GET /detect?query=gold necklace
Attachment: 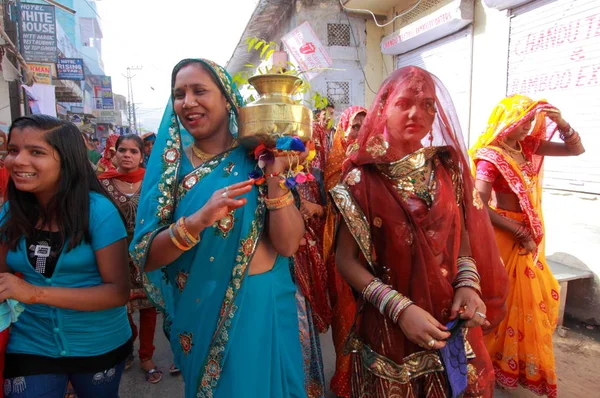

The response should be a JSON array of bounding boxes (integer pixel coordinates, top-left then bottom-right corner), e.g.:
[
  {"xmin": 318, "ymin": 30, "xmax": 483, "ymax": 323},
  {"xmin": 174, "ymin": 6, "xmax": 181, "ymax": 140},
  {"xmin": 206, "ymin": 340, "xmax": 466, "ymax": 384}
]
[
  {"xmin": 499, "ymin": 140, "xmax": 523, "ymax": 157},
  {"xmin": 190, "ymin": 139, "xmax": 238, "ymax": 167},
  {"xmin": 191, "ymin": 145, "xmax": 214, "ymax": 163}
]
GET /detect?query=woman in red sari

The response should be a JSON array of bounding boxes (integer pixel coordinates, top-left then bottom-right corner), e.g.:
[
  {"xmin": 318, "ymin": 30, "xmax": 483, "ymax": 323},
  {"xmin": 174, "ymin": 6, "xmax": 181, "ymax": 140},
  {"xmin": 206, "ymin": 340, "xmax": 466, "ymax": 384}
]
[
  {"xmin": 96, "ymin": 134, "xmax": 119, "ymax": 174},
  {"xmin": 323, "ymin": 105, "xmax": 366, "ymax": 398},
  {"xmin": 98, "ymin": 134, "xmax": 162, "ymax": 384},
  {"xmin": 332, "ymin": 66, "xmax": 508, "ymax": 397}
]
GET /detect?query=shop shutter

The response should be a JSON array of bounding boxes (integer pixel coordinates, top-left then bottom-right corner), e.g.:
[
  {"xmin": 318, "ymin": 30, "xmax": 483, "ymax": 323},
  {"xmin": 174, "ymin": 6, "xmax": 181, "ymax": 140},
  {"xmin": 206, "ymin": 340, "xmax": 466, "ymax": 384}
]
[
  {"xmin": 395, "ymin": 27, "xmax": 474, "ymax": 139},
  {"xmin": 507, "ymin": 0, "xmax": 600, "ymax": 194}
]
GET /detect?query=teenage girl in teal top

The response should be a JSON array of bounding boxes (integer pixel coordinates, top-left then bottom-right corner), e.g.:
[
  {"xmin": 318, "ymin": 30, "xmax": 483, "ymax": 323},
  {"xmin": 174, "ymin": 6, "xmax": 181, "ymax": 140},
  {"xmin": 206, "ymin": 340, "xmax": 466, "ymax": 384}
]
[{"xmin": 0, "ymin": 115, "xmax": 132, "ymax": 398}]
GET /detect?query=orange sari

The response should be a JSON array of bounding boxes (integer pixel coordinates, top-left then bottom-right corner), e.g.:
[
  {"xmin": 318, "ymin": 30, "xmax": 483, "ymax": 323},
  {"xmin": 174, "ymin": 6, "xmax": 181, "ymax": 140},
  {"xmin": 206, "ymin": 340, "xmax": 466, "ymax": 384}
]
[
  {"xmin": 323, "ymin": 106, "xmax": 366, "ymax": 398},
  {"xmin": 470, "ymin": 95, "xmax": 560, "ymax": 397}
]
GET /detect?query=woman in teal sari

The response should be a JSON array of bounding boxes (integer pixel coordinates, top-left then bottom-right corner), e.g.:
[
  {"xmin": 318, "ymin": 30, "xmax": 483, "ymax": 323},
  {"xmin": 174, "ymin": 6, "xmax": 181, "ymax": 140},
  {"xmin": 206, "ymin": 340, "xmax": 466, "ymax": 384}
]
[{"xmin": 130, "ymin": 59, "xmax": 307, "ymax": 398}]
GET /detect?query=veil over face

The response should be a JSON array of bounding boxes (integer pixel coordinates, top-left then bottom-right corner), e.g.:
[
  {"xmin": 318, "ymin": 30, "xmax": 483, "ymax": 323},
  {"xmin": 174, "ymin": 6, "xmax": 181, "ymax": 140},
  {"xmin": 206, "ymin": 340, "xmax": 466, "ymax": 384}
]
[{"xmin": 345, "ymin": 66, "xmax": 470, "ymax": 169}]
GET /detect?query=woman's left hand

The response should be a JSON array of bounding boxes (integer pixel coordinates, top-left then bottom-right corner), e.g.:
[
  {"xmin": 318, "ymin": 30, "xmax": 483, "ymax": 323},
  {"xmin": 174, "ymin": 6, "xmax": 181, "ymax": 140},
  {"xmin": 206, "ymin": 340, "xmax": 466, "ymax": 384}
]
[
  {"xmin": 0, "ymin": 273, "xmax": 41, "ymax": 304},
  {"xmin": 450, "ymin": 287, "xmax": 490, "ymax": 329},
  {"xmin": 264, "ymin": 144, "xmax": 310, "ymax": 175},
  {"xmin": 546, "ymin": 109, "xmax": 568, "ymax": 130}
]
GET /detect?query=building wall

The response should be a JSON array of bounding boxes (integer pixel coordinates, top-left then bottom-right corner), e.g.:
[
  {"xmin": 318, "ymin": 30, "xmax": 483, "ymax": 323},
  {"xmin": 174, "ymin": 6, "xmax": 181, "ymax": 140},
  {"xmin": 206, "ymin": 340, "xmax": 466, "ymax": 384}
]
[
  {"xmin": 364, "ymin": 19, "xmax": 383, "ymax": 107},
  {"xmin": 469, "ymin": 0, "xmax": 510, "ymax": 145},
  {"xmin": 292, "ymin": 0, "xmax": 367, "ymax": 113},
  {"xmin": 241, "ymin": 0, "xmax": 368, "ymax": 114},
  {"xmin": 0, "ymin": 79, "xmax": 11, "ymax": 128},
  {"xmin": 0, "ymin": 1, "xmax": 12, "ymax": 127}
]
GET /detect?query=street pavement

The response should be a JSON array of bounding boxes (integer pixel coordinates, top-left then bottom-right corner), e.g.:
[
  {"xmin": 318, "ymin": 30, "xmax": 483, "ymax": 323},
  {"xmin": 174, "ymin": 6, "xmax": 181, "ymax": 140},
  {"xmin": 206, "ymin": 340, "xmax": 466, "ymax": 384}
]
[{"xmin": 119, "ymin": 313, "xmax": 184, "ymax": 397}]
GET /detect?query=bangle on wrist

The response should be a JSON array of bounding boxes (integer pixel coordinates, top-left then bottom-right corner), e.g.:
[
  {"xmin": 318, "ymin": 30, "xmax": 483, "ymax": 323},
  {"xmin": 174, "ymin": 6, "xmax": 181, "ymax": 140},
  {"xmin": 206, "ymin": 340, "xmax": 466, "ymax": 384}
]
[
  {"xmin": 362, "ymin": 278, "xmax": 414, "ymax": 323},
  {"xmin": 176, "ymin": 217, "xmax": 199, "ymax": 245},
  {"xmin": 265, "ymin": 191, "xmax": 294, "ymax": 210},
  {"xmin": 169, "ymin": 224, "xmax": 191, "ymax": 251},
  {"xmin": 453, "ymin": 256, "xmax": 482, "ymax": 295}
]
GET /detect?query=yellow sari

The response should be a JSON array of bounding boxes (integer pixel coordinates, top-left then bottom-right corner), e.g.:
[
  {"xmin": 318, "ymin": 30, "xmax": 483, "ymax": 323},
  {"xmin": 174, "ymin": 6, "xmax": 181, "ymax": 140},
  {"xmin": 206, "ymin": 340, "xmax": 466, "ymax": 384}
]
[{"xmin": 469, "ymin": 95, "xmax": 560, "ymax": 397}]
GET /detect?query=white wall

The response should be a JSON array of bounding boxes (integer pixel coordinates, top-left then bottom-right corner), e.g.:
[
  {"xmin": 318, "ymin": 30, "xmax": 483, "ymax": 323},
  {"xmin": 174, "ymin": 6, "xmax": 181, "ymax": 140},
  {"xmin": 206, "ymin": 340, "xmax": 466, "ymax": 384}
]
[
  {"xmin": 0, "ymin": 79, "xmax": 12, "ymax": 127},
  {"xmin": 291, "ymin": 0, "xmax": 367, "ymax": 114}
]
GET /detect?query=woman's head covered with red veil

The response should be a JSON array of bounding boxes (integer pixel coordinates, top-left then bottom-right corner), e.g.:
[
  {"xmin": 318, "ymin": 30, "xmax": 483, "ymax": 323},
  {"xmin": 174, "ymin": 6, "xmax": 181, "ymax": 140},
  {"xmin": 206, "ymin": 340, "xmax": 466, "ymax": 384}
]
[{"xmin": 345, "ymin": 66, "xmax": 470, "ymax": 169}]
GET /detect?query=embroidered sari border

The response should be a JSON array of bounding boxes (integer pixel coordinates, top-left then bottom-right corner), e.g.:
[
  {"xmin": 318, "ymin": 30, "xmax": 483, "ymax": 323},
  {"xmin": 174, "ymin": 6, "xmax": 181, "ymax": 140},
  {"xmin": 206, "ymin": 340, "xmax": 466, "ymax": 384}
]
[
  {"xmin": 178, "ymin": 148, "xmax": 237, "ymax": 200},
  {"xmin": 196, "ymin": 190, "xmax": 266, "ymax": 398},
  {"xmin": 348, "ymin": 334, "xmax": 475, "ymax": 384},
  {"xmin": 474, "ymin": 147, "xmax": 543, "ymax": 243},
  {"xmin": 330, "ymin": 183, "xmax": 375, "ymax": 271}
]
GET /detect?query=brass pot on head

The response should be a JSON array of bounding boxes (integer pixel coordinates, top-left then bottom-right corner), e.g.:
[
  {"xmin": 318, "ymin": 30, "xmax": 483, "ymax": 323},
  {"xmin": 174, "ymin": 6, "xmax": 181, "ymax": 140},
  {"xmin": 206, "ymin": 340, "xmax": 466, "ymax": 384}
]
[{"xmin": 238, "ymin": 74, "xmax": 313, "ymax": 148}]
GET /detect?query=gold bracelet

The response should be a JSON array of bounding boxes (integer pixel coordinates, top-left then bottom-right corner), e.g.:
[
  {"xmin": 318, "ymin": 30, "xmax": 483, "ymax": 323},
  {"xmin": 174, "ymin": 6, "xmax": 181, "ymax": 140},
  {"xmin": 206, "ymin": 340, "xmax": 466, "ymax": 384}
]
[
  {"xmin": 264, "ymin": 191, "xmax": 294, "ymax": 210},
  {"xmin": 176, "ymin": 217, "xmax": 199, "ymax": 245},
  {"xmin": 169, "ymin": 224, "xmax": 191, "ymax": 251}
]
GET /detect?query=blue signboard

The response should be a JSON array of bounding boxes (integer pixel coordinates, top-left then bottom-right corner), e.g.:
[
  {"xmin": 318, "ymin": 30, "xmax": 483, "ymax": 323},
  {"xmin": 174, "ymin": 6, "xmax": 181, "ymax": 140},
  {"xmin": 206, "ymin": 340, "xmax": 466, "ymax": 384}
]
[{"xmin": 56, "ymin": 58, "xmax": 84, "ymax": 80}]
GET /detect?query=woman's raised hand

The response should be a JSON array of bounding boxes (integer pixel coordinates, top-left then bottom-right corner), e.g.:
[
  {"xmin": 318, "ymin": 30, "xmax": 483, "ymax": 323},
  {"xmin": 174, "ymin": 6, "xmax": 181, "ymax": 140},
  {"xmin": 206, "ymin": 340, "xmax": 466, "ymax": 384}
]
[
  {"xmin": 545, "ymin": 108, "xmax": 568, "ymax": 130},
  {"xmin": 265, "ymin": 143, "xmax": 311, "ymax": 175},
  {"xmin": 187, "ymin": 179, "xmax": 254, "ymax": 232},
  {"xmin": 397, "ymin": 305, "xmax": 450, "ymax": 350}
]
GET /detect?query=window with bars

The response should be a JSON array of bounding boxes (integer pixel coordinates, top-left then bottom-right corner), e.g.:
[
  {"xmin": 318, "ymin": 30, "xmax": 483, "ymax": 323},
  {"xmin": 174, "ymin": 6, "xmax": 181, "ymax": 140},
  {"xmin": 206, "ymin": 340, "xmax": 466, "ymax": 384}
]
[
  {"xmin": 326, "ymin": 81, "xmax": 350, "ymax": 106},
  {"xmin": 327, "ymin": 23, "xmax": 351, "ymax": 47},
  {"xmin": 401, "ymin": 0, "xmax": 442, "ymax": 24}
]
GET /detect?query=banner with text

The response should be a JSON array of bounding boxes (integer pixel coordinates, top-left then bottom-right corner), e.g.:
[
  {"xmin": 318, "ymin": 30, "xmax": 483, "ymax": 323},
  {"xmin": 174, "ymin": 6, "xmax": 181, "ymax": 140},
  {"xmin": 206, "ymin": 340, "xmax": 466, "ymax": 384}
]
[
  {"xmin": 89, "ymin": 75, "xmax": 114, "ymax": 110},
  {"xmin": 29, "ymin": 63, "xmax": 52, "ymax": 84},
  {"xmin": 282, "ymin": 21, "xmax": 332, "ymax": 81},
  {"xmin": 19, "ymin": 3, "xmax": 57, "ymax": 62},
  {"xmin": 57, "ymin": 58, "xmax": 85, "ymax": 81}
]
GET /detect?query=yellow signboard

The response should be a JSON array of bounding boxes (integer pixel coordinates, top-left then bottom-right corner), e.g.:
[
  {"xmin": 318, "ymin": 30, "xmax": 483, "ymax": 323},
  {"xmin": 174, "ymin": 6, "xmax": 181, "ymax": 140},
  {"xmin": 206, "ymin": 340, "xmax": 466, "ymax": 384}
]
[{"xmin": 29, "ymin": 63, "xmax": 52, "ymax": 85}]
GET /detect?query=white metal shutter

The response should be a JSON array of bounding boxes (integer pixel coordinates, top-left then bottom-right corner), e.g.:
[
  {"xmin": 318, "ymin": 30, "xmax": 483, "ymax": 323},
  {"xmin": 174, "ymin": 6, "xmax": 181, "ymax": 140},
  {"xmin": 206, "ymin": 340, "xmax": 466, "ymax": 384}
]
[
  {"xmin": 507, "ymin": 0, "xmax": 600, "ymax": 194},
  {"xmin": 395, "ymin": 27, "xmax": 474, "ymax": 139}
]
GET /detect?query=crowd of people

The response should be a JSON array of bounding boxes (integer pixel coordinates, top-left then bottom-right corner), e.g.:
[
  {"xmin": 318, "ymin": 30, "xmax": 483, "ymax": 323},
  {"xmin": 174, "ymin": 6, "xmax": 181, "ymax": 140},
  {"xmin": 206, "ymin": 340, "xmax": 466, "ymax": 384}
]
[{"xmin": 0, "ymin": 57, "xmax": 585, "ymax": 398}]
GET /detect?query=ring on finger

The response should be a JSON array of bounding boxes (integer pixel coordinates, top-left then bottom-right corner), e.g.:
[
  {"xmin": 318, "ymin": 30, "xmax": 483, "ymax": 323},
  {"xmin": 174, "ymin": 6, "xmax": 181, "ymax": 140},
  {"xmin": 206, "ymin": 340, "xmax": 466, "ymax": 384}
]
[
  {"xmin": 221, "ymin": 191, "xmax": 228, "ymax": 198},
  {"xmin": 475, "ymin": 311, "xmax": 487, "ymax": 319},
  {"xmin": 427, "ymin": 339, "xmax": 436, "ymax": 348}
]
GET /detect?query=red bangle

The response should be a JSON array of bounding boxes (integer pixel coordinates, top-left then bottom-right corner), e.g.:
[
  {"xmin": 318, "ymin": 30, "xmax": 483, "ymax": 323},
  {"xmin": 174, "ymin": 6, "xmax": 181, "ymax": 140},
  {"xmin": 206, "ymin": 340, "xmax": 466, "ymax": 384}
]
[{"xmin": 264, "ymin": 172, "xmax": 280, "ymax": 178}]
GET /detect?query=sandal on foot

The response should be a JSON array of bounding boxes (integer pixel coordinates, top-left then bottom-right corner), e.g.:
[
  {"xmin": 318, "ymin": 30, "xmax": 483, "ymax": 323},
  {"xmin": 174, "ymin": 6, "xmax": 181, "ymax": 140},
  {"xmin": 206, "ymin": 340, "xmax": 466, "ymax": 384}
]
[
  {"xmin": 125, "ymin": 354, "xmax": 135, "ymax": 370},
  {"xmin": 144, "ymin": 368, "xmax": 163, "ymax": 384},
  {"xmin": 169, "ymin": 363, "xmax": 181, "ymax": 375}
]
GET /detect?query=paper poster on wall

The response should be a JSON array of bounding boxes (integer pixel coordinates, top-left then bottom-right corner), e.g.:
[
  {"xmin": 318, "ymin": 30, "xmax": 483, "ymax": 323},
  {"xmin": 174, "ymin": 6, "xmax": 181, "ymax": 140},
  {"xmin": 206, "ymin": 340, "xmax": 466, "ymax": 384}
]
[{"xmin": 282, "ymin": 22, "xmax": 332, "ymax": 80}]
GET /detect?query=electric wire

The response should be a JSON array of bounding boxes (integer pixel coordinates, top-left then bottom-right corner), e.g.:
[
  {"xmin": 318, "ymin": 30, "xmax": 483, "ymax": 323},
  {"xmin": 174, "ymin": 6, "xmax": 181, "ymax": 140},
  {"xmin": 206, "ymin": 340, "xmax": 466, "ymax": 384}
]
[{"xmin": 339, "ymin": 0, "xmax": 423, "ymax": 28}]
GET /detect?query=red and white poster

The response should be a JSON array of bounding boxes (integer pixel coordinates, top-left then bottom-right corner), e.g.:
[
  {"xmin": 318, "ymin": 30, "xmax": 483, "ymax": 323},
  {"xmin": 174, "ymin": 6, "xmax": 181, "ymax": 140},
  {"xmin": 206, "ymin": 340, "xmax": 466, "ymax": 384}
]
[{"xmin": 282, "ymin": 21, "xmax": 332, "ymax": 80}]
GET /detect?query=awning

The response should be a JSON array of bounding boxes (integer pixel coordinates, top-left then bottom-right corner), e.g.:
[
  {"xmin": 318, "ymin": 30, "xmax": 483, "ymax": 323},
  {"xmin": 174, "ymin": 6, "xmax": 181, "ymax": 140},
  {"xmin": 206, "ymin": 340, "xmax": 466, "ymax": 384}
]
[
  {"xmin": 483, "ymin": 0, "xmax": 533, "ymax": 10},
  {"xmin": 380, "ymin": 0, "xmax": 474, "ymax": 55},
  {"xmin": 1, "ymin": 55, "xmax": 20, "ymax": 82},
  {"xmin": 54, "ymin": 79, "xmax": 83, "ymax": 103},
  {"xmin": 0, "ymin": 26, "xmax": 34, "ymax": 85}
]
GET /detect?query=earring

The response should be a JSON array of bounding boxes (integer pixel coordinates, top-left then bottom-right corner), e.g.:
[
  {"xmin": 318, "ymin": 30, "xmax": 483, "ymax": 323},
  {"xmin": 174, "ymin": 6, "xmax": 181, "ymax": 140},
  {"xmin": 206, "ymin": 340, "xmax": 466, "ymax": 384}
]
[
  {"xmin": 428, "ymin": 131, "xmax": 433, "ymax": 146},
  {"xmin": 226, "ymin": 103, "xmax": 232, "ymax": 112}
]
